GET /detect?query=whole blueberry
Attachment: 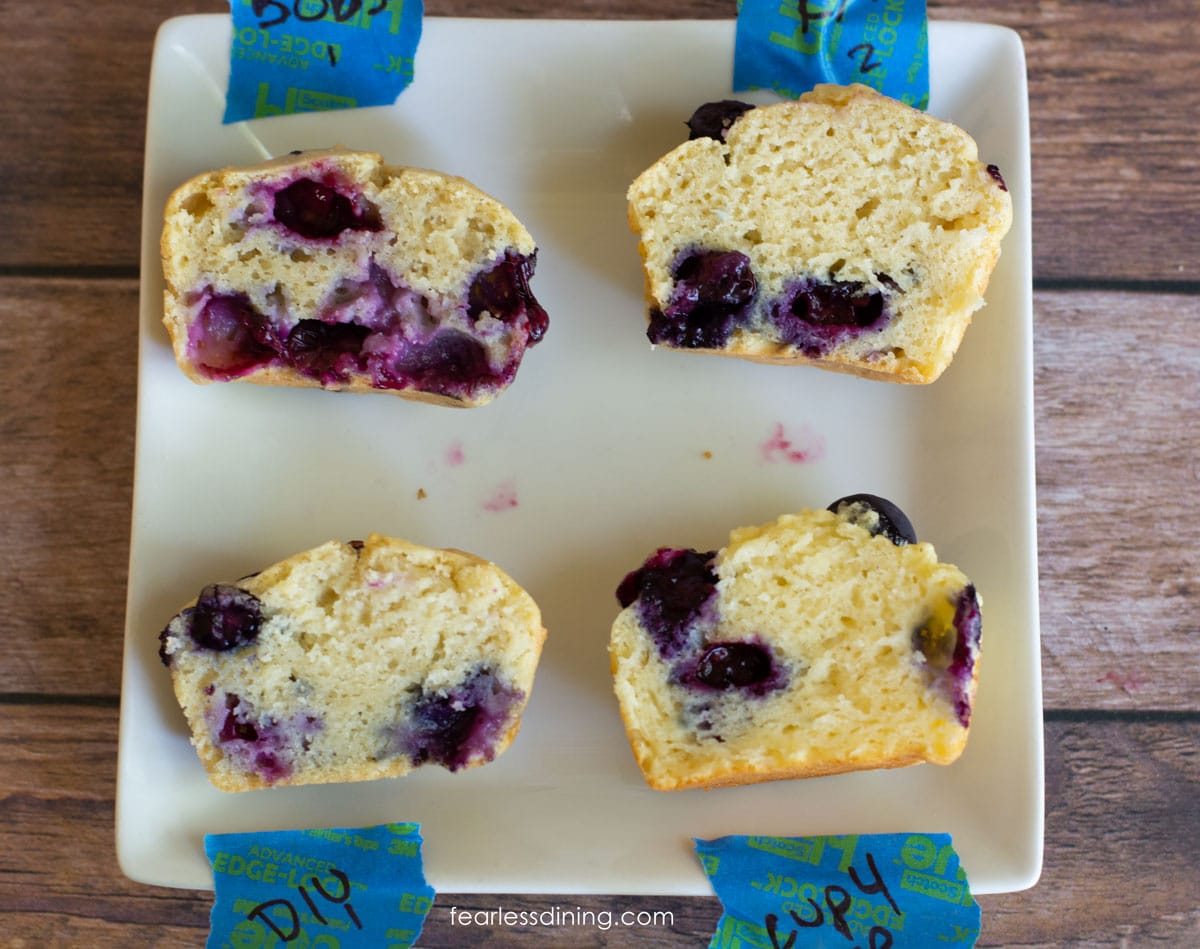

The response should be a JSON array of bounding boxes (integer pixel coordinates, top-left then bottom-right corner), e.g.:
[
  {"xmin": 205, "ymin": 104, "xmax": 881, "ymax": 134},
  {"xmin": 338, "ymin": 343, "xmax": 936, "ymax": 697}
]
[
  {"xmin": 947, "ymin": 584, "xmax": 982, "ymax": 727},
  {"xmin": 468, "ymin": 251, "xmax": 549, "ymax": 344},
  {"xmin": 407, "ymin": 691, "xmax": 480, "ymax": 768},
  {"xmin": 771, "ymin": 278, "xmax": 892, "ymax": 356},
  {"xmin": 284, "ymin": 319, "xmax": 369, "ymax": 382},
  {"xmin": 673, "ymin": 251, "xmax": 758, "ymax": 309},
  {"xmin": 402, "ymin": 668, "xmax": 522, "ymax": 771},
  {"xmin": 388, "ymin": 331, "xmax": 495, "ymax": 392},
  {"xmin": 649, "ymin": 250, "xmax": 757, "ymax": 349},
  {"xmin": 784, "ymin": 279, "xmax": 885, "ymax": 326},
  {"xmin": 827, "ymin": 494, "xmax": 917, "ymax": 546},
  {"xmin": 686, "ymin": 100, "xmax": 755, "ymax": 141},
  {"xmin": 694, "ymin": 642, "xmax": 774, "ymax": 690},
  {"xmin": 192, "ymin": 294, "xmax": 278, "ymax": 379},
  {"xmin": 273, "ymin": 178, "xmax": 380, "ymax": 239},
  {"xmin": 186, "ymin": 584, "xmax": 263, "ymax": 652},
  {"xmin": 617, "ymin": 548, "xmax": 719, "ymax": 659}
]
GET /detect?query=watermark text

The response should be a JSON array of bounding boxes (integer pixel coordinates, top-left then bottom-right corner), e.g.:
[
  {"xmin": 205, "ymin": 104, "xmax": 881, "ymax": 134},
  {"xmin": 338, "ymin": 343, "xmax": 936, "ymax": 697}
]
[{"xmin": 447, "ymin": 904, "xmax": 674, "ymax": 933}]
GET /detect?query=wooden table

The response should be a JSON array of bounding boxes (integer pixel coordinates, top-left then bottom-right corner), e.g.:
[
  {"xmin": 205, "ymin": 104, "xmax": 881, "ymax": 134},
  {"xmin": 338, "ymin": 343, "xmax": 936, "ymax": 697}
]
[{"xmin": 3, "ymin": 1, "xmax": 1196, "ymax": 945}]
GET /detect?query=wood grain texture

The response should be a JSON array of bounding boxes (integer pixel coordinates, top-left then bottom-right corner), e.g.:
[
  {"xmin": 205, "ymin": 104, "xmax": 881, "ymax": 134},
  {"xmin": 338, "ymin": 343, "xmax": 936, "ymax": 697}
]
[
  {"xmin": 2, "ymin": 706, "xmax": 1197, "ymax": 946},
  {"xmin": 0, "ymin": 0, "xmax": 1196, "ymax": 280},
  {"xmin": 934, "ymin": 0, "xmax": 1200, "ymax": 284},
  {"xmin": 1034, "ymin": 289, "xmax": 1200, "ymax": 711},
  {"xmin": 3, "ymin": 279, "xmax": 1195, "ymax": 709},
  {"xmin": 0, "ymin": 278, "xmax": 137, "ymax": 698}
]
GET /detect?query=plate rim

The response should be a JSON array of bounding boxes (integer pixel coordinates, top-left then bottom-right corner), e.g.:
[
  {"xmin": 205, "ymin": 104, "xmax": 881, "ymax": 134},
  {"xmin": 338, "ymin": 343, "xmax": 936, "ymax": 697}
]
[{"xmin": 118, "ymin": 14, "xmax": 1042, "ymax": 896}]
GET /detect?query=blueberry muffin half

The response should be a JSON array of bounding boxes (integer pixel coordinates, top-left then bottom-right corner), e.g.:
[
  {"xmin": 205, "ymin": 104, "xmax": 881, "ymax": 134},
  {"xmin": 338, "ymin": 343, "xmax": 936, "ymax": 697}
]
[
  {"xmin": 609, "ymin": 496, "xmax": 981, "ymax": 790},
  {"xmin": 159, "ymin": 534, "xmax": 546, "ymax": 791},
  {"xmin": 162, "ymin": 148, "xmax": 548, "ymax": 407},
  {"xmin": 626, "ymin": 85, "xmax": 1012, "ymax": 383}
]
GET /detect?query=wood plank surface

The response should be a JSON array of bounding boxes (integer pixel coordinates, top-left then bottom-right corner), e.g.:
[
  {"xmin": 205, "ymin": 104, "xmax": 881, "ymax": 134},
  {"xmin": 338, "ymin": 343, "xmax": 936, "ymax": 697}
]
[
  {"xmin": 1034, "ymin": 289, "xmax": 1200, "ymax": 710},
  {"xmin": 3, "ymin": 279, "xmax": 1194, "ymax": 708},
  {"xmin": 0, "ymin": 279, "xmax": 137, "ymax": 698},
  {"xmin": 2, "ymin": 705, "xmax": 1197, "ymax": 946},
  {"xmin": 0, "ymin": 0, "xmax": 1196, "ymax": 281}
]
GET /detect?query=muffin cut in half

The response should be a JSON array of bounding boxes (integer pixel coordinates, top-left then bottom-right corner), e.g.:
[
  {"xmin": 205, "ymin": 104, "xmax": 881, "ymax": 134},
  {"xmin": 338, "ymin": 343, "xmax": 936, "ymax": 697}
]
[
  {"xmin": 159, "ymin": 534, "xmax": 546, "ymax": 791},
  {"xmin": 609, "ymin": 496, "xmax": 981, "ymax": 790},
  {"xmin": 626, "ymin": 85, "xmax": 1013, "ymax": 383},
  {"xmin": 162, "ymin": 148, "xmax": 548, "ymax": 407}
]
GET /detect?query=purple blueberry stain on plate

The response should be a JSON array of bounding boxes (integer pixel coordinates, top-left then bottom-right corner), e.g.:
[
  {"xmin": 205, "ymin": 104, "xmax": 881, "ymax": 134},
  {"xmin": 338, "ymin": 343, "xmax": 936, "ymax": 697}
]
[
  {"xmin": 482, "ymin": 480, "xmax": 519, "ymax": 513},
  {"xmin": 760, "ymin": 422, "xmax": 825, "ymax": 464}
]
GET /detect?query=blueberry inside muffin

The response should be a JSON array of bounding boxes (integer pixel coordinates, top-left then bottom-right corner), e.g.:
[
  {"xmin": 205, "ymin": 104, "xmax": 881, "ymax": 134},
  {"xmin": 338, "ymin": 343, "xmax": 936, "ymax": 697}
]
[
  {"xmin": 162, "ymin": 148, "xmax": 548, "ymax": 407},
  {"xmin": 627, "ymin": 85, "xmax": 1012, "ymax": 383},
  {"xmin": 159, "ymin": 534, "xmax": 546, "ymax": 791},
  {"xmin": 609, "ymin": 497, "xmax": 982, "ymax": 790}
]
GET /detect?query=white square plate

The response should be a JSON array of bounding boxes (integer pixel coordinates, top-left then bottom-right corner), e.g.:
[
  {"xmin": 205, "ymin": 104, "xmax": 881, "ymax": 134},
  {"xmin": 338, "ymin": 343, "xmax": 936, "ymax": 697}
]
[{"xmin": 119, "ymin": 15, "xmax": 1040, "ymax": 895}]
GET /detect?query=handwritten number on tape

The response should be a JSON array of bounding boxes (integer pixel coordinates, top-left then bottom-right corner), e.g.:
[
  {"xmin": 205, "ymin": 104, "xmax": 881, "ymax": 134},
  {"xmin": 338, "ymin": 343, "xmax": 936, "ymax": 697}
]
[
  {"xmin": 790, "ymin": 1, "xmax": 883, "ymax": 78},
  {"xmin": 847, "ymin": 853, "xmax": 902, "ymax": 915},
  {"xmin": 247, "ymin": 865, "xmax": 364, "ymax": 941},
  {"xmin": 847, "ymin": 42, "xmax": 883, "ymax": 74},
  {"xmin": 734, "ymin": 0, "xmax": 930, "ymax": 107},
  {"xmin": 696, "ymin": 834, "xmax": 977, "ymax": 948},
  {"xmin": 764, "ymin": 850, "xmax": 899, "ymax": 948}
]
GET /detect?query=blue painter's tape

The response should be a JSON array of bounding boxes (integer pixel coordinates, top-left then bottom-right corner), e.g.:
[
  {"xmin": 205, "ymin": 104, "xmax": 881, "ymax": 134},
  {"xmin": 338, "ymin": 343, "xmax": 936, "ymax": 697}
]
[
  {"xmin": 223, "ymin": 0, "xmax": 424, "ymax": 123},
  {"xmin": 206, "ymin": 822, "xmax": 435, "ymax": 948},
  {"xmin": 734, "ymin": 0, "xmax": 929, "ymax": 109},
  {"xmin": 696, "ymin": 833, "xmax": 980, "ymax": 948}
]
